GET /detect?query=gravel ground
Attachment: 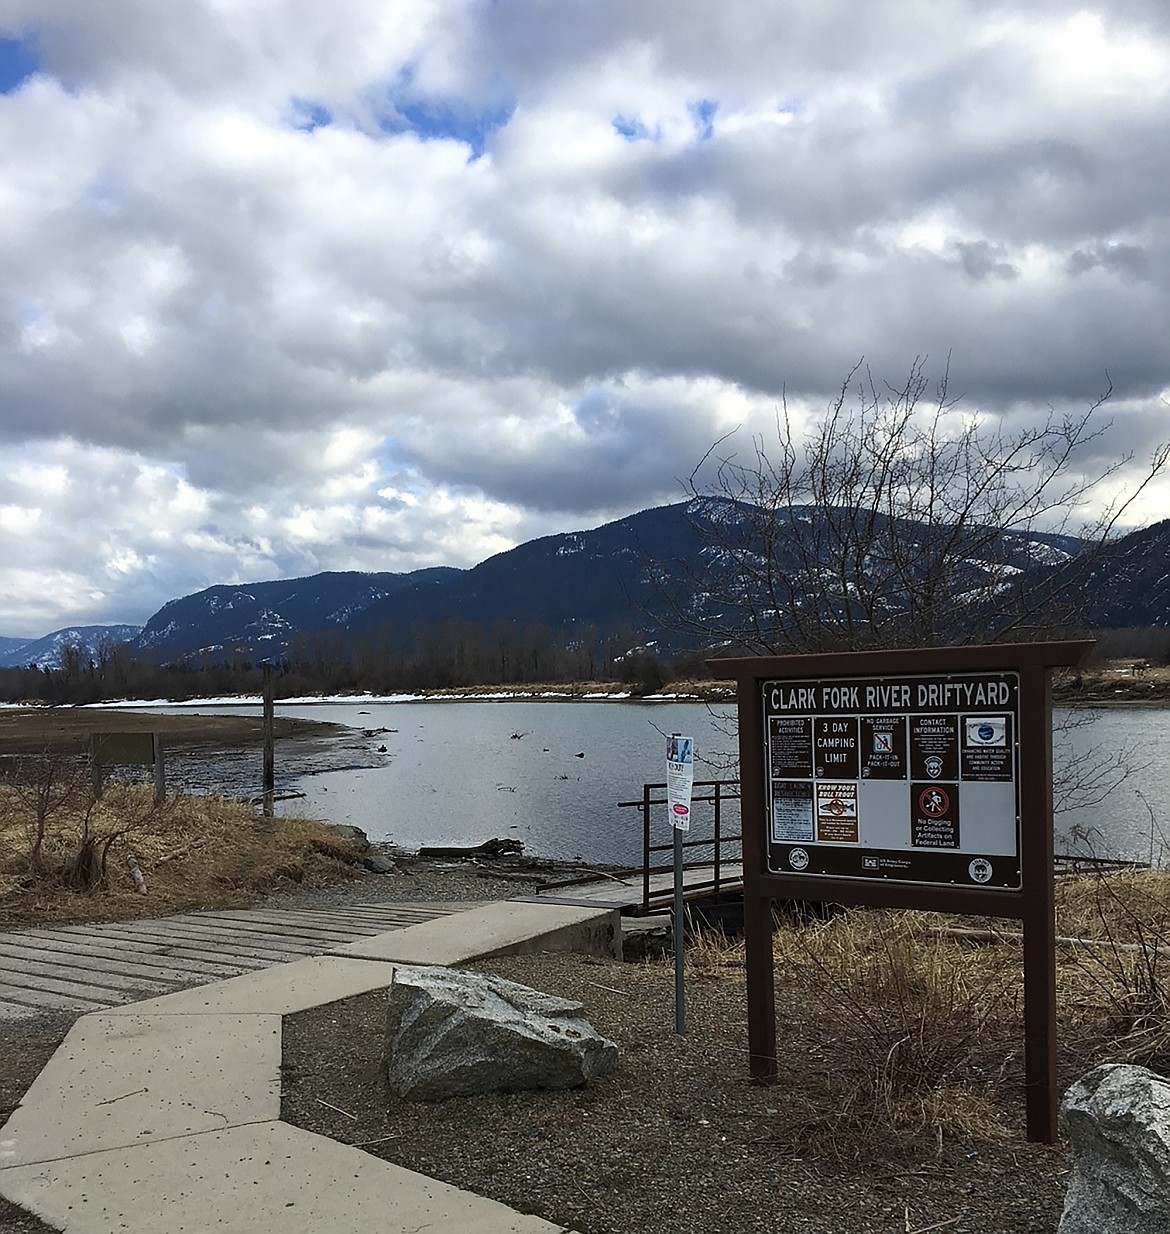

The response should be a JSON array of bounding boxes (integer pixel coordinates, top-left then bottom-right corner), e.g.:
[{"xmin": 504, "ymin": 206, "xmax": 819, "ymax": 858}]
[
  {"xmin": 0, "ymin": 858, "xmax": 587, "ymax": 1234},
  {"xmin": 0, "ymin": 865, "xmax": 1073, "ymax": 1233},
  {"xmin": 281, "ymin": 950, "xmax": 1071, "ymax": 1234},
  {"xmin": 0, "ymin": 1013, "xmax": 74, "ymax": 1234}
]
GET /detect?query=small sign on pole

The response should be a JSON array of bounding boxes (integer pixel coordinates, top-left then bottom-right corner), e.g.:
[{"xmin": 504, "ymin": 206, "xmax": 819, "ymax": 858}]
[
  {"xmin": 666, "ymin": 735, "xmax": 694, "ymax": 830},
  {"xmin": 667, "ymin": 734, "xmax": 694, "ymax": 1034}
]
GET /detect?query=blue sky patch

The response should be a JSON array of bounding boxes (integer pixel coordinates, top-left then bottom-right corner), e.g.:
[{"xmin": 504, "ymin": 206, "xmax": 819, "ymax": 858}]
[
  {"xmin": 689, "ymin": 98, "xmax": 717, "ymax": 140},
  {"xmin": 289, "ymin": 98, "xmax": 332, "ymax": 132},
  {"xmin": 612, "ymin": 115, "xmax": 656, "ymax": 142},
  {"xmin": 384, "ymin": 97, "xmax": 514, "ymax": 158},
  {"xmin": 0, "ymin": 35, "xmax": 38, "ymax": 94}
]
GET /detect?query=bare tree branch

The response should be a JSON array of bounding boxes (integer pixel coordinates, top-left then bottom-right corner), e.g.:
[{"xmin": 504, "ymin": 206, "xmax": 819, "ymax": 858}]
[{"xmin": 671, "ymin": 362, "xmax": 1167, "ymax": 655}]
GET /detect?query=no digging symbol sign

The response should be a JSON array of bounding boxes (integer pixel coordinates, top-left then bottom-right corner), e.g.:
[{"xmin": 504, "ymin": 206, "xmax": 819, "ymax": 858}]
[{"xmin": 919, "ymin": 786, "xmax": 950, "ymax": 817}]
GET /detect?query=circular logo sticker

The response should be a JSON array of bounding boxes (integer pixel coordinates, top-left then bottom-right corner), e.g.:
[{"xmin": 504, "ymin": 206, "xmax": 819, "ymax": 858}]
[
  {"xmin": 924, "ymin": 755, "xmax": 945, "ymax": 779},
  {"xmin": 977, "ymin": 724, "xmax": 995, "ymax": 742},
  {"xmin": 788, "ymin": 847, "xmax": 810, "ymax": 871},
  {"xmin": 968, "ymin": 858, "xmax": 993, "ymax": 884}
]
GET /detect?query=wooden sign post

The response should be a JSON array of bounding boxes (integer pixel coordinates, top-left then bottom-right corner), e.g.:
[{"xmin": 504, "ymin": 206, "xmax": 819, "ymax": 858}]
[
  {"xmin": 708, "ymin": 640, "xmax": 1092, "ymax": 1144},
  {"xmin": 262, "ymin": 663, "xmax": 276, "ymax": 816}
]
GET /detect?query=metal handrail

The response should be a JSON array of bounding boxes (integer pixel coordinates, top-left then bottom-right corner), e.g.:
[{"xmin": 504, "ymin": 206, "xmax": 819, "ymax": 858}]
[{"xmin": 618, "ymin": 779, "xmax": 742, "ymax": 912}]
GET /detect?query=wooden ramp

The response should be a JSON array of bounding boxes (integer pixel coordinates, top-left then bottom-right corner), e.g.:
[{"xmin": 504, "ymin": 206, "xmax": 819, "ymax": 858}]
[
  {"xmin": 535, "ymin": 863, "xmax": 744, "ymax": 914},
  {"xmin": 0, "ymin": 902, "xmax": 481, "ymax": 1021}
]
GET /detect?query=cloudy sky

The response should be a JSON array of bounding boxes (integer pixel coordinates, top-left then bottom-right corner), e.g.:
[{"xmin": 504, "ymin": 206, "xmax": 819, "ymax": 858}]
[{"xmin": 2, "ymin": 1, "xmax": 1169, "ymax": 636}]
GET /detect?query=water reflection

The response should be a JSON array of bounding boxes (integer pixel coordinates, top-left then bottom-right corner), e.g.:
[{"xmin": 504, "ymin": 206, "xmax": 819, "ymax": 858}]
[
  {"xmin": 272, "ymin": 700, "xmax": 741, "ymax": 866},
  {"xmin": 142, "ymin": 699, "xmax": 1169, "ymax": 868}
]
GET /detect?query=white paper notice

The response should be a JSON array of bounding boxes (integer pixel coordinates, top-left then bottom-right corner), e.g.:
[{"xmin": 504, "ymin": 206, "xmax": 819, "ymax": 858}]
[{"xmin": 666, "ymin": 735, "xmax": 694, "ymax": 832}]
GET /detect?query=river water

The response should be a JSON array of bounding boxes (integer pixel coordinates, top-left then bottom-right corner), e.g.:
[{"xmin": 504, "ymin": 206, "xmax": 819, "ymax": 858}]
[
  {"xmin": 134, "ymin": 699, "xmax": 1170, "ymax": 869},
  {"xmin": 270, "ymin": 700, "xmax": 741, "ymax": 867}
]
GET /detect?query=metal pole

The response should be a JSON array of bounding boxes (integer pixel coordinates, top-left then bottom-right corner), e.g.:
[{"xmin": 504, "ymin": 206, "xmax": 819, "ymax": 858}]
[
  {"xmin": 713, "ymin": 781, "xmax": 722, "ymax": 895},
  {"xmin": 674, "ymin": 819, "xmax": 686, "ymax": 1034}
]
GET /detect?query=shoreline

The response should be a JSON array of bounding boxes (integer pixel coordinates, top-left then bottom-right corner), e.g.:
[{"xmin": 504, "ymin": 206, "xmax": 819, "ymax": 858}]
[
  {"xmin": 71, "ymin": 683, "xmax": 734, "ymax": 707},
  {"xmin": 0, "ymin": 706, "xmax": 346, "ymax": 757},
  {"xmin": 4, "ymin": 680, "xmax": 1169, "ymax": 710}
]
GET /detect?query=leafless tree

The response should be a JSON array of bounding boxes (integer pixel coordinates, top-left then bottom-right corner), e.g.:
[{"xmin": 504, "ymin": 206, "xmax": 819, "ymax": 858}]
[
  {"xmin": 1, "ymin": 750, "xmax": 167, "ymax": 889},
  {"xmin": 1, "ymin": 748, "xmax": 87, "ymax": 874},
  {"xmin": 61, "ymin": 783, "xmax": 168, "ymax": 891},
  {"xmin": 674, "ymin": 359, "xmax": 1168, "ymax": 654},
  {"xmin": 669, "ymin": 360, "xmax": 1167, "ymax": 831}
]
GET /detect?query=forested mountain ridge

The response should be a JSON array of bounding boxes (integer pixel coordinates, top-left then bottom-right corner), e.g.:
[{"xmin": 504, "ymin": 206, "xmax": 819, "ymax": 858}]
[
  {"xmin": 116, "ymin": 497, "xmax": 1093, "ymax": 667},
  {"xmin": 0, "ymin": 625, "xmax": 143, "ymax": 670},
  {"xmin": 1068, "ymin": 517, "xmax": 1170, "ymax": 629},
  {"xmin": 133, "ymin": 568, "xmax": 460, "ymax": 662},
  {"xmin": 2, "ymin": 501, "xmax": 1167, "ymax": 698},
  {"xmin": 348, "ymin": 502, "xmax": 710, "ymax": 644}
]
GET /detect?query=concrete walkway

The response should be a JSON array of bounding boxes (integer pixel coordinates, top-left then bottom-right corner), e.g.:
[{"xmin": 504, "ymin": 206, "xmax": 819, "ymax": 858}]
[
  {"xmin": 0, "ymin": 902, "xmax": 484, "ymax": 1020},
  {"xmin": 0, "ymin": 899, "xmax": 621, "ymax": 1233},
  {"xmin": 536, "ymin": 862, "xmax": 745, "ymax": 911}
]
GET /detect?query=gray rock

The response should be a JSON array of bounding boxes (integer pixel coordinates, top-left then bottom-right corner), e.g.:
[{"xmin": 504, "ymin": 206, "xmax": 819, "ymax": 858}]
[
  {"xmin": 1059, "ymin": 1063, "xmax": 1170, "ymax": 1234},
  {"xmin": 322, "ymin": 823, "xmax": 370, "ymax": 852},
  {"xmin": 384, "ymin": 964, "xmax": 618, "ymax": 1100},
  {"xmin": 362, "ymin": 850, "xmax": 396, "ymax": 874}
]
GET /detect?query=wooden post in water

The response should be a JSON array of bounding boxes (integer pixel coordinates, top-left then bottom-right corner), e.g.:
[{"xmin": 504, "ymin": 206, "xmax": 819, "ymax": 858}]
[
  {"xmin": 152, "ymin": 733, "xmax": 166, "ymax": 804},
  {"xmin": 262, "ymin": 664, "xmax": 275, "ymax": 817}
]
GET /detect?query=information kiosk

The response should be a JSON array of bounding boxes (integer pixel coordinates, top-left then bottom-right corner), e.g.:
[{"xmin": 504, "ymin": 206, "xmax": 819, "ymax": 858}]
[{"xmin": 710, "ymin": 640, "xmax": 1093, "ymax": 1143}]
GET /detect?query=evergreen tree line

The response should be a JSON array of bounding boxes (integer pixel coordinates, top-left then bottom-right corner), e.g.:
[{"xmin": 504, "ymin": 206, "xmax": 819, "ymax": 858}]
[
  {"xmin": 2, "ymin": 617, "xmax": 1166, "ymax": 709},
  {"xmin": 0, "ymin": 618, "xmax": 692, "ymax": 706}
]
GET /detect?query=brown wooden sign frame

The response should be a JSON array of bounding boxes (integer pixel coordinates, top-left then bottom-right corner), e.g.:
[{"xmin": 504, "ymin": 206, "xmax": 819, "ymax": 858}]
[
  {"xmin": 91, "ymin": 731, "xmax": 166, "ymax": 803},
  {"xmin": 708, "ymin": 639, "xmax": 1093, "ymax": 1144}
]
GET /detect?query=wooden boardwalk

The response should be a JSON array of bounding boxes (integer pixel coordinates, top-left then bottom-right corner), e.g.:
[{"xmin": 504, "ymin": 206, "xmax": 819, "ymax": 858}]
[
  {"xmin": 536, "ymin": 863, "xmax": 744, "ymax": 913},
  {"xmin": 0, "ymin": 902, "xmax": 480, "ymax": 1021}
]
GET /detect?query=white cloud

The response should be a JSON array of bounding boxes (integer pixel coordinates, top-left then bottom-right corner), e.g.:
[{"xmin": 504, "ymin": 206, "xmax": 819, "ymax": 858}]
[{"xmin": 0, "ymin": 0, "xmax": 1168, "ymax": 632}]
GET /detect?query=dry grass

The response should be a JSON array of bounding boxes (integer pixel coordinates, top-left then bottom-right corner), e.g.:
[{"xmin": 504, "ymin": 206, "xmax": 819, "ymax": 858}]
[
  {"xmin": 0, "ymin": 707, "xmax": 336, "ymax": 756},
  {"xmin": 1054, "ymin": 868, "xmax": 1170, "ymax": 1068},
  {"xmin": 684, "ymin": 910, "xmax": 1022, "ymax": 1154},
  {"xmin": 0, "ymin": 781, "xmax": 363, "ymax": 927},
  {"xmin": 1055, "ymin": 866, "xmax": 1170, "ymax": 939},
  {"xmin": 1054, "ymin": 659, "xmax": 1170, "ymax": 702},
  {"xmin": 675, "ymin": 877, "xmax": 1170, "ymax": 1153},
  {"xmin": 780, "ymin": 913, "xmax": 1016, "ymax": 1150}
]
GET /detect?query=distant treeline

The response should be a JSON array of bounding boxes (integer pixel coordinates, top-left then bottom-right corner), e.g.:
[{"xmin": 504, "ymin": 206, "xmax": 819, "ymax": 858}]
[
  {"xmin": 1, "ymin": 622, "xmax": 1166, "ymax": 708},
  {"xmin": 1089, "ymin": 627, "xmax": 1170, "ymax": 662},
  {"xmin": 0, "ymin": 619, "xmax": 707, "ymax": 705}
]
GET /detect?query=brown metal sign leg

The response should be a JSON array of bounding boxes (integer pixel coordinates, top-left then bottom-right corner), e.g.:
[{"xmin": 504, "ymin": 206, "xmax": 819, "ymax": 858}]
[
  {"xmin": 744, "ymin": 892, "xmax": 777, "ymax": 1081},
  {"xmin": 1023, "ymin": 910, "xmax": 1058, "ymax": 1142},
  {"xmin": 1019, "ymin": 663, "xmax": 1058, "ymax": 1144}
]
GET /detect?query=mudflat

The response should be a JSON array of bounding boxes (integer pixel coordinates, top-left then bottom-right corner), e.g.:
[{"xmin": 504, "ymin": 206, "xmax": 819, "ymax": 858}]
[{"xmin": 0, "ymin": 706, "xmax": 342, "ymax": 756}]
